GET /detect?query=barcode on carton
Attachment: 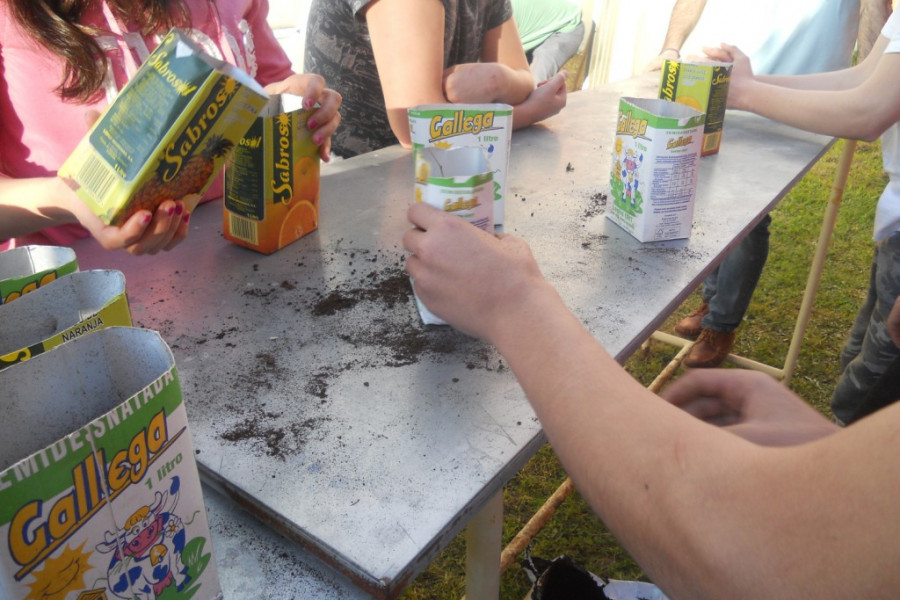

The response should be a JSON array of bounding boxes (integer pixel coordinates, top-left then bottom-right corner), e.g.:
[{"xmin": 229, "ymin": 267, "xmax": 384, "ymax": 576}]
[
  {"xmin": 228, "ymin": 214, "xmax": 259, "ymax": 245},
  {"xmin": 75, "ymin": 156, "xmax": 118, "ymax": 201}
]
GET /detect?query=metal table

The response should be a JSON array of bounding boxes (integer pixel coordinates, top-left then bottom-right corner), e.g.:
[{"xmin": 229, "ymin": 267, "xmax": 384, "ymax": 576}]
[{"xmin": 76, "ymin": 74, "xmax": 832, "ymax": 599}]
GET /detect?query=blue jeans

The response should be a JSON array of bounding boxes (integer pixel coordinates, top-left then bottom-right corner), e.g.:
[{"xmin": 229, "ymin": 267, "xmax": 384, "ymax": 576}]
[
  {"xmin": 527, "ymin": 22, "xmax": 585, "ymax": 83},
  {"xmin": 700, "ymin": 214, "xmax": 771, "ymax": 333},
  {"xmin": 831, "ymin": 231, "xmax": 900, "ymax": 424}
]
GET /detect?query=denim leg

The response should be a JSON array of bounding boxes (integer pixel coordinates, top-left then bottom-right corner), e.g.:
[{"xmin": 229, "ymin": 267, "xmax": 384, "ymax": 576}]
[
  {"xmin": 528, "ymin": 22, "xmax": 585, "ymax": 82},
  {"xmin": 831, "ymin": 233, "xmax": 900, "ymax": 423},
  {"xmin": 701, "ymin": 214, "xmax": 772, "ymax": 333}
]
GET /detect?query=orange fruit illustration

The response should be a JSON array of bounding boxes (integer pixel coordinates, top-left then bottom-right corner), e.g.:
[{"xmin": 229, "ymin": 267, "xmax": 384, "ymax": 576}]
[{"xmin": 279, "ymin": 199, "xmax": 318, "ymax": 247}]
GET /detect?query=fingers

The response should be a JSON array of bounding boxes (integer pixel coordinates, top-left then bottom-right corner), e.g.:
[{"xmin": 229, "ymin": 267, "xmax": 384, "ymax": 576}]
[
  {"xmin": 662, "ymin": 368, "xmax": 754, "ymax": 410},
  {"xmin": 122, "ymin": 200, "xmax": 186, "ymax": 255}
]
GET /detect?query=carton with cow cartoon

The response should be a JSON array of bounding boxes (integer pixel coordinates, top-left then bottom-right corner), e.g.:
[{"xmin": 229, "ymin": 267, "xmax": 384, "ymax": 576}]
[
  {"xmin": 0, "ymin": 327, "xmax": 222, "ymax": 600},
  {"xmin": 607, "ymin": 97, "xmax": 704, "ymax": 242}
]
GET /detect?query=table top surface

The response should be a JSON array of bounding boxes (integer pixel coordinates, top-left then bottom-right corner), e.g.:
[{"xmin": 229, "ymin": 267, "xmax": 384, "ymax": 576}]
[{"xmin": 76, "ymin": 75, "xmax": 833, "ymax": 598}]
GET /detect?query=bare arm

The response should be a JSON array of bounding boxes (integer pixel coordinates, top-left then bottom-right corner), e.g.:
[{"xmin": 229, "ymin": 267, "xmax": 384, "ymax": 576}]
[
  {"xmin": 644, "ymin": 0, "xmax": 707, "ymax": 72},
  {"xmin": 706, "ymin": 35, "xmax": 900, "ymax": 141},
  {"xmin": 859, "ymin": 0, "xmax": 893, "ymax": 60},
  {"xmin": 403, "ymin": 202, "xmax": 900, "ymax": 599},
  {"xmin": 364, "ymin": 0, "xmax": 561, "ymax": 145}
]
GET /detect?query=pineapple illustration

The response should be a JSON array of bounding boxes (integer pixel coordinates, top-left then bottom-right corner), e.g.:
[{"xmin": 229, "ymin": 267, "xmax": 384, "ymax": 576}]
[{"xmin": 120, "ymin": 134, "xmax": 234, "ymax": 225}]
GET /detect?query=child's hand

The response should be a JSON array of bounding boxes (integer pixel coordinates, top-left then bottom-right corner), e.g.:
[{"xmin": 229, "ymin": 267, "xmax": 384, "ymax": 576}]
[{"xmin": 266, "ymin": 73, "xmax": 343, "ymax": 161}]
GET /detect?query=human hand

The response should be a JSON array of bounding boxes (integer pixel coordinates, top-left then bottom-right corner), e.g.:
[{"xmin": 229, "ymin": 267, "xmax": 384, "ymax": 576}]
[
  {"xmin": 443, "ymin": 62, "xmax": 507, "ymax": 103},
  {"xmin": 265, "ymin": 73, "xmax": 343, "ymax": 161},
  {"xmin": 643, "ymin": 48, "xmax": 680, "ymax": 73},
  {"xmin": 403, "ymin": 203, "xmax": 548, "ymax": 341},
  {"xmin": 513, "ymin": 71, "xmax": 568, "ymax": 128},
  {"xmin": 662, "ymin": 369, "xmax": 839, "ymax": 445},
  {"xmin": 701, "ymin": 43, "xmax": 755, "ymax": 110},
  {"xmin": 65, "ymin": 186, "xmax": 189, "ymax": 255}
]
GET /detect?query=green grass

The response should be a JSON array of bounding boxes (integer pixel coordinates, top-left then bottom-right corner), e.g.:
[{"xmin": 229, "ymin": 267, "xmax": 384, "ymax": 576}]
[{"xmin": 399, "ymin": 138, "xmax": 887, "ymax": 599}]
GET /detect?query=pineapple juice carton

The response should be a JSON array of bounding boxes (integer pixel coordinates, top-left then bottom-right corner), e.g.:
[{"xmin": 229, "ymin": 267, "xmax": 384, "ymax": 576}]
[
  {"xmin": 0, "ymin": 327, "xmax": 222, "ymax": 600},
  {"xmin": 223, "ymin": 93, "xmax": 320, "ymax": 254},
  {"xmin": 59, "ymin": 28, "xmax": 269, "ymax": 226},
  {"xmin": 411, "ymin": 146, "xmax": 493, "ymax": 325},
  {"xmin": 0, "ymin": 246, "xmax": 77, "ymax": 305},
  {"xmin": 0, "ymin": 270, "xmax": 131, "ymax": 371},
  {"xmin": 607, "ymin": 97, "xmax": 704, "ymax": 243},
  {"xmin": 659, "ymin": 59, "xmax": 732, "ymax": 156},
  {"xmin": 408, "ymin": 104, "xmax": 512, "ymax": 225}
]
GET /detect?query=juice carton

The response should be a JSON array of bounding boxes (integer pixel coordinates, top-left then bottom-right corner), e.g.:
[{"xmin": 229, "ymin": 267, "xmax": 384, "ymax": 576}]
[
  {"xmin": 58, "ymin": 28, "xmax": 269, "ymax": 226},
  {"xmin": 608, "ymin": 97, "xmax": 704, "ymax": 243},
  {"xmin": 0, "ymin": 246, "xmax": 77, "ymax": 305},
  {"xmin": 659, "ymin": 59, "xmax": 732, "ymax": 156},
  {"xmin": 408, "ymin": 103, "xmax": 512, "ymax": 225},
  {"xmin": 411, "ymin": 146, "xmax": 493, "ymax": 325},
  {"xmin": 0, "ymin": 270, "xmax": 131, "ymax": 371},
  {"xmin": 0, "ymin": 327, "xmax": 222, "ymax": 600},
  {"xmin": 223, "ymin": 93, "xmax": 320, "ymax": 254}
]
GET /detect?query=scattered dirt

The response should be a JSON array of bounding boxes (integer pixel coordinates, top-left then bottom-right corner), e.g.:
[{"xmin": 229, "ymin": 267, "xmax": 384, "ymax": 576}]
[{"xmin": 582, "ymin": 191, "xmax": 608, "ymax": 219}]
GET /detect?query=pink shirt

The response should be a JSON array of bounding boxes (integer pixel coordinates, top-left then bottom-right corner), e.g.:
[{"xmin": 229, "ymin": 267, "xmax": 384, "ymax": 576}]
[{"xmin": 0, "ymin": 0, "xmax": 294, "ymax": 248}]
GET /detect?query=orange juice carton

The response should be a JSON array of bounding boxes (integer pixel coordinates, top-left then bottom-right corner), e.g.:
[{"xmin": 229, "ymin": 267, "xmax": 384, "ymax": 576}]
[
  {"xmin": 58, "ymin": 28, "xmax": 269, "ymax": 226},
  {"xmin": 608, "ymin": 97, "xmax": 704, "ymax": 243},
  {"xmin": 223, "ymin": 93, "xmax": 320, "ymax": 254},
  {"xmin": 411, "ymin": 146, "xmax": 494, "ymax": 325},
  {"xmin": 408, "ymin": 103, "xmax": 512, "ymax": 225},
  {"xmin": 659, "ymin": 59, "xmax": 732, "ymax": 156},
  {"xmin": 0, "ymin": 246, "xmax": 77, "ymax": 305},
  {"xmin": 0, "ymin": 270, "xmax": 131, "ymax": 371},
  {"xmin": 0, "ymin": 327, "xmax": 222, "ymax": 600}
]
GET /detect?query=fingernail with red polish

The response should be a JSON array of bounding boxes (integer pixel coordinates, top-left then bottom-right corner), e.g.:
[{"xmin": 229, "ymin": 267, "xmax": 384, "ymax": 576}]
[
  {"xmin": 167, "ymin": 205, "xmax": 175, "ymax": 215},
  {"xmin": 307, "ymin": 119, "xmax": 318, "ymax": 130},
  {"xmin": 143, "ymin": 213, "xmax": 153, "ymax": 224},
  {"xmin": 313, "ymin": 133, "xmax": 322, "ymax": 145},
  {"xmin": 183, "ymin": 213, "xmax": 191, "ymax": 223}
]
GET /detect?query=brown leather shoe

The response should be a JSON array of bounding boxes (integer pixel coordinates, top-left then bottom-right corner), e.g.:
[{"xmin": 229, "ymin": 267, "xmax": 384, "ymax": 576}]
[
  {"xmin": 683, "ymin": 328, "xmax": 735, "ymax": 369},
  {"xmin": 674, "ymin": 302, "xmax": 709, "ymax": 339}
]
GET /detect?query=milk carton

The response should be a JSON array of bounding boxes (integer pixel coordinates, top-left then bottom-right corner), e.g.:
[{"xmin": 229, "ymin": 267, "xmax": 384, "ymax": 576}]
[
  {"xmin": 607, "ymin": 97, "xmax": 704, "ymax": 242},
  {"xmin": 0, "ymin": 246, "xmax": 77, "ymax": 305},
  {"xmin": 411, "ymin": 146, "xmax": 493, "ymax": 325},
  {"xmin": 659, "ymin": 59, "xmax": 732, "ymax": 156},
  {"xmin": 408, "ymin": 104, "xmax": 512, "ymax": 225},
  {"xmin": 224, "ymin": 93, "xmax": 321, "ymax": 254},
  {"xmin": 0, "ymin": 327, "xmax": 222, "ymax": 600}
]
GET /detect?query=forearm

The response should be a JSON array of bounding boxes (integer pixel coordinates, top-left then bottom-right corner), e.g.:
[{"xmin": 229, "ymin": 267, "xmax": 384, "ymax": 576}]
[
  {"xmin": 859, "ymin": 0, "xmax": 892, "ymax": 60},
  {"xmin": 0, "ymin": 175, "xmax": 78, "ymax": 239},
  {"xmin": 660, "ymin": 0, "xmax": 707, "ymax": 54},
  {"xmin": 485, "ymin": 281, "xmax": 765, "ymax": 595},
  {"xmin": 735, "ymin": 79, "xmax": 892, "ymax": 141}
]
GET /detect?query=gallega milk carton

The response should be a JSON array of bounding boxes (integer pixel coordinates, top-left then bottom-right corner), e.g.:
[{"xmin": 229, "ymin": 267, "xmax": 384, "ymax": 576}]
[
  {"xmin": 0, "ymin": 327, "xmax": 222, "ymax": 600},
  {"xmin": 408, "ymin": 104, "xmax": 512, "ymax": 225},
  {"xmin": 0, "ymin": 246, "xmax": 77, "ymax": 305},
  {"xmin": 0, "ymin": 269, "xmax": 131, "ymax": 371},
  {"xmin": 659, "ymin": 59, "xmax": 732, "ymax": 156},
  {"xmin": 411, "ymin": 146, "xmax": 493, "ymax": 325},
  {"xmin": 608, "ymin": 97, "xmax": 704, "ymax": 242},
  {"xmin": 224, "ymin": 93, "xmax": 321, "ymax": 254}
]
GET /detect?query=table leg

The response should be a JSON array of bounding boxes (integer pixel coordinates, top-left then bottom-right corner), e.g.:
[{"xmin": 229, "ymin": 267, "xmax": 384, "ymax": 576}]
[{"xmin": 465, "ymin": 491, "xmax": 504, "ymax": 600}]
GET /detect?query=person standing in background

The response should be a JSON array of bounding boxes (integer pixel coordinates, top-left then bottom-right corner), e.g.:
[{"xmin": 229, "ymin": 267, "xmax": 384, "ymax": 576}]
[
  {"xmin": 0, "ymin": 0, "xmax": 342, "ymax": 255},
  {"xmin": 304, "ymin": 0, "xmax": 568, "ymax": 159},
  {"xmin": 511, "ymin": 0, "xmax": 584, "ymax": 83},
  {"xmin": 644, "ymin": 0, "xmax": 892, "ymax": 369}
]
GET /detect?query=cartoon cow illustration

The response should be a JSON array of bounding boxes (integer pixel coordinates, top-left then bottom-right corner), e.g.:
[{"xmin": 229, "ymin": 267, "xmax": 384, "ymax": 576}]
[
  {"xmin": 621, "ymin": 148, "xmax": 643, "ymax": 208},
  {"xmin": 97, "ymin": 477, "xmax": 190, "ymax": 600}
]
